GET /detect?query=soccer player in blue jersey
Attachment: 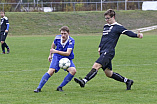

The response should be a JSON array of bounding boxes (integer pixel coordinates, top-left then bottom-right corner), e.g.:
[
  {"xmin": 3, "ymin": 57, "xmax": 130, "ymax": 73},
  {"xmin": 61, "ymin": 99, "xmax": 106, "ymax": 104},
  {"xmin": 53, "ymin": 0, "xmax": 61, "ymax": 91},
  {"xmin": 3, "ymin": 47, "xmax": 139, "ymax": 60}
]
[
  {"xmin": 74, "ymin": 9, "xmax": 143, "ymax": 90},
  {"xmin": 0, "ymin": 11, "xmax": 10, "ymax": 54},
  {"xmin": 34, "ymin": 26, "xmax": 76, "ymax": 92}
]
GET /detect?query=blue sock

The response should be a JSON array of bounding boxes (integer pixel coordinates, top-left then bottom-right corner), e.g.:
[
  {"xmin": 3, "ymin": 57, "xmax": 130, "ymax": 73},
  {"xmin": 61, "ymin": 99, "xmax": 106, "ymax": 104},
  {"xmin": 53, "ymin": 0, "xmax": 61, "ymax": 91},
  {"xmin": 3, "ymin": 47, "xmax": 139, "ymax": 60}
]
[
  {"xmin": 37, "ymin": 73, "xmax": 51, "ymax": 89},
  {"xmin": 59, "ymin": 73, "xmax": 74, "ymax": 87}
]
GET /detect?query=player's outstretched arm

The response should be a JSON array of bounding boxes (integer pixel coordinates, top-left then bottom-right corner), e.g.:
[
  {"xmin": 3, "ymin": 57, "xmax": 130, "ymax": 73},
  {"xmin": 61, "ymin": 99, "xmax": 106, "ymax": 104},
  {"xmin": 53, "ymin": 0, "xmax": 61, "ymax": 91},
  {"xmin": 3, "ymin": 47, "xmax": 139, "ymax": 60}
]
[
  {"xmin": 124, "ymin": 30, "xmax": 143, "ymax": 39},
  {"xmin": 50, "ymin": 48, "xmax": 72, "ymax": 56}
]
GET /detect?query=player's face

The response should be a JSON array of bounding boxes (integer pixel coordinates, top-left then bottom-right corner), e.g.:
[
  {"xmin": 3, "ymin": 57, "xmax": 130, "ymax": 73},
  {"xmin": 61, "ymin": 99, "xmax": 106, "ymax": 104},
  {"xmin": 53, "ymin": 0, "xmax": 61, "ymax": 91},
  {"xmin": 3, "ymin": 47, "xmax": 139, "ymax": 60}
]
[
  {"xmin": 61, "ymin": 30, "xmax": 69, "ymax": 42},
  {"xmin": 105, "ymin": 15, "xmax": 115, "ymax": 24},
  {"xmin": 0, "ymin": 12, "xmax": 5, "ymax": 18}
]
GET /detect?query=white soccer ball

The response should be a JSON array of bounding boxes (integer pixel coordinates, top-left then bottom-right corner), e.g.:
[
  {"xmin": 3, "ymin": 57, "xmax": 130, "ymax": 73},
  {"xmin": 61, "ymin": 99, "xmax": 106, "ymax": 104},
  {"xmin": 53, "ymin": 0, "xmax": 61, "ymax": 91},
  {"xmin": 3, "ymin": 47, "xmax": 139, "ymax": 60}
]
[{"xmin": 59, "ymin": 58, "xmax": 71, "ymax": 69}]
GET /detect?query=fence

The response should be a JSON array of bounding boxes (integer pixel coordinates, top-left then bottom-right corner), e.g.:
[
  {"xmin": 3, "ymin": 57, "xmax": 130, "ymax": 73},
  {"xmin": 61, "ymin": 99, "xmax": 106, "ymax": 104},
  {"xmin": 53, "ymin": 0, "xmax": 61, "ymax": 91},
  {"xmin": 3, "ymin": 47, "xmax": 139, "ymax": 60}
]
[{"xmin": 0, "ymin": 1, "xmax": 144, "ymax": 12}]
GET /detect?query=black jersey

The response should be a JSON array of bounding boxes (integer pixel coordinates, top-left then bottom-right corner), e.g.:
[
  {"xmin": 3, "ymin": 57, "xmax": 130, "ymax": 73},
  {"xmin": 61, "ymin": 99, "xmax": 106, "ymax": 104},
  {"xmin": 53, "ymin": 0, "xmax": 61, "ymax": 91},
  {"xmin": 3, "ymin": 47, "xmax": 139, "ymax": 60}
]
[
  {"xmin": 99, "ymin": 22, "xmax": 137, "ymax": 55},
  {"xmin": 1, "ymin": 16, "xmax": 9, "ymax": 32}
]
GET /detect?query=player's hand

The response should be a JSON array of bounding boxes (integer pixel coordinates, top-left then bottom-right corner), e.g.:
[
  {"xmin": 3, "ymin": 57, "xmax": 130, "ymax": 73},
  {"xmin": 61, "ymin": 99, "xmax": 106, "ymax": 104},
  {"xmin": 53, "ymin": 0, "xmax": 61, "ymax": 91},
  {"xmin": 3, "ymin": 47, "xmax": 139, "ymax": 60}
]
[
  {"xmin": 5, "ymin": 30, "xmax": 8, "ymax": 33},
  {"xmin": 98, "ymin": 47, "xmax": 100, "ymax": 55},
  {"xmin": 137, "ymin": 30, "xmax": 143, "ymax": 39},
  {"xmin": 48, "ymin": 55, "xmax": 52, "ymax": 62},
  {"xmin": 50, "ymin": 48, "xmax": 56, "ymax": 54}
]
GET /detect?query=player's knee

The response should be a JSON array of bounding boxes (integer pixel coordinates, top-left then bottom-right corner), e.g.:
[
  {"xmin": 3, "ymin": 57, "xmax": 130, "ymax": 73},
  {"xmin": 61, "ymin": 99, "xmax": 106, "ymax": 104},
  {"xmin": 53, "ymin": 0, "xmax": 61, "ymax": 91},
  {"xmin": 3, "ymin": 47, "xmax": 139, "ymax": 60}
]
[
  {"xmin": 92, "ymin": 62, "xmax": 102, "ymax": 70},
  {"xmin": 104, "ymin": 69, "xmax": 113, "ymax": 77},
  {"xmin": 47, "ymin": 68, "xmax": 55, "ymax": 76},
  {"xmin": 68, "ymin": 67, "xmax": 76, "ymax": 75},
  {"xmin": 1, "ymin": 41, "xmax": 4, "ymax": 44}
]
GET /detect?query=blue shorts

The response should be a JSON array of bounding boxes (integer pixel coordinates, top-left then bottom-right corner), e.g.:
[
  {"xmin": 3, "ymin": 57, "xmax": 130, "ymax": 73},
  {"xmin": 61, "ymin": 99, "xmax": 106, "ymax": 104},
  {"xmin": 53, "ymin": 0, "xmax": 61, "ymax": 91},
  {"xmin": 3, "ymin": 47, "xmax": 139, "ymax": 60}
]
[{"xmin": 49, "ymin": 55, "xmax": 75, "ymax": 73}]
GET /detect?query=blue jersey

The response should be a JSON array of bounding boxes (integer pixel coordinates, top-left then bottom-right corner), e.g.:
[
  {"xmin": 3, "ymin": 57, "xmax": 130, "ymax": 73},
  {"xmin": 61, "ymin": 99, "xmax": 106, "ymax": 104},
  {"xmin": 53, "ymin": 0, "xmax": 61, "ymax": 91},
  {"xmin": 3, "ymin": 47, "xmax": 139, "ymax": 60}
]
[
  {"xmin": 99, "ymin": 22, "xmax": 137, "ymax": 55},
  {"xmin": 53, "ymin": 35, "xmax": 75, "ymax": 60},
  {"xmin": 1, "ymin": 16, "xmax": 9, "ymax": 32}
]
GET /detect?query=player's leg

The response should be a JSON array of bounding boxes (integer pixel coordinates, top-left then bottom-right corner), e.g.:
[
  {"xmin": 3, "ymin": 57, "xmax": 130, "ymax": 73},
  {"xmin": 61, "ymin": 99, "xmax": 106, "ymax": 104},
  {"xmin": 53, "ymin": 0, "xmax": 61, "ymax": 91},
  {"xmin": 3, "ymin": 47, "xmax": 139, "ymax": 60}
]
[
  {"xmin": 5, "ymin": 41, "xmax": 10, "ymax": 54},
  {"xmin": 104, "ymin": 66, "xmax": 134, "ymax": 90},
  {"xmin": 84, "ymin": 62, "xmax": 101, "ymax": 82},
  {"xmin": 34, "ymin": 68, "xmax": 55, "ymax": 93},
  {"xmin": 1, "ymin": 41, "xmax": 5, "ymax": 54},
  {"xmin": 74, "ymin": 62, "xmax": 101, "ymax": 87},
  {"xmin": 0, "ymin": 32, "xmax": 3, "ymax": 54},
  {"xmin": 34, "ymin": 55, "xmax": 59, "ymax": 93},
  {"xmin": 57, "ymin": 60, "xmax": 76, "ymax": 91},
  {"xmin": 38, "ymin": 68, "xmax": 55, "ymax": 89},
  {"xmin": 3, "ymin": 33, "xmax": 10, "ymax": 53},
  {"xmin": 2, "ymin": 42, "xmax": 10, "ymax": 54},
  {"xmin": 74, "ymin": 52, "xmax": 110, "ymax": 87},
  {"xmin": 1, "ymin": 32, "xmax": 9, "ymax": 54}
]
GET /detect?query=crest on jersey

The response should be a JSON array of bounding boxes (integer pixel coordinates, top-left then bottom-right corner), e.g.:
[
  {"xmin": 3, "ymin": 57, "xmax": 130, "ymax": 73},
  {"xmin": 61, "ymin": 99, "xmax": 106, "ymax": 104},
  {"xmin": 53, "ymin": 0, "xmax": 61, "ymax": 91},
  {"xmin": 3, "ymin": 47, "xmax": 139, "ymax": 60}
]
[
  {"xmin": 103, "ymin": 26, "xmax": 113, "ymax": 35},
  {"xmin": 69, "ymin": 39, "xmax": 72, "ymax": 45}
]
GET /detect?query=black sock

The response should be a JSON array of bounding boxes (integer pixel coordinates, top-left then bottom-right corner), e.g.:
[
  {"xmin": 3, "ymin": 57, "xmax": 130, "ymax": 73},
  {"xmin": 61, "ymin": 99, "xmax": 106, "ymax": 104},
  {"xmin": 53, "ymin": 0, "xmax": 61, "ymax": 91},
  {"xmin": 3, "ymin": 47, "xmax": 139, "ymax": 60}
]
[
  {"xmin": 4, "ymin": 42, "xmax": 9, "ymax": 49},
  {"xmin": 110, "ymin": 72, "xmax": 127, "ymax": 83},
  {"xmin": 2, "ymin": 43, "xmax": 5, "ymax": 52},
  {"xmin": 84, "ymin": 68, "xmax": 98, "ymax": 82}
]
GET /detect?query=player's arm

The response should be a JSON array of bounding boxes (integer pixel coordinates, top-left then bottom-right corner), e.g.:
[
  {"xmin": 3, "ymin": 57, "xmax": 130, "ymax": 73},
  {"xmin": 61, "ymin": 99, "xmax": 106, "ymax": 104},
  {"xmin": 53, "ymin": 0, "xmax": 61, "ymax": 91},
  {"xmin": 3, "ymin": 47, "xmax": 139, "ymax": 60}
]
[
  {"xmin": 98, "ymin": 35, "xmax": 104, "ymax": 55},
  {"xmin": 5, "ymin": 24, "xmax": 9, "ymax": 33},
  {"xmin": 50, "ymin": 48, "xmax": 72, "ymax": 56},
  {"xmin": 5, "ymin": 18, "xmax": 9, "ymax": 33},
  {"xmin": 123, "ymin": 30, "xmax": 143, "ymax": 39},
  {"xmin": 48, "ymin": 42, "xmax": 56, "ymax": 62}
]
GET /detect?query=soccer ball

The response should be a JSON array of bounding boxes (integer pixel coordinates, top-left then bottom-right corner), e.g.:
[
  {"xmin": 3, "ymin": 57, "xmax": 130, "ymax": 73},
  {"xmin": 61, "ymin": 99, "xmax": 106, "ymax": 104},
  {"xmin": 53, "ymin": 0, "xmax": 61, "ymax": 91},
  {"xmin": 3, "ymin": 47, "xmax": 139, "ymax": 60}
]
[{"xmin": 59, "ymin": 58, "xmax": 71, "ymax": 69}]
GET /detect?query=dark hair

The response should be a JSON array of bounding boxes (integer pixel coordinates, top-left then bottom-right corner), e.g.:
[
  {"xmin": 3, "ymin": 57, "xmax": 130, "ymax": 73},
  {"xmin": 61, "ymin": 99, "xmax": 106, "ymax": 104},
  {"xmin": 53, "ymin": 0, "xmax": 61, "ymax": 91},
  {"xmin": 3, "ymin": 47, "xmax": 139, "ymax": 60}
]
[
  {"xmin": 104, "ymin": 9, "xmax": 115, "ymax": 18},
  {"xmin": 60, "ymin": 26, "xmax": 69, "ymax": 33},
  {"xmin": 1, "ymin": 10, "xmax": 5, "ymax": 14}
]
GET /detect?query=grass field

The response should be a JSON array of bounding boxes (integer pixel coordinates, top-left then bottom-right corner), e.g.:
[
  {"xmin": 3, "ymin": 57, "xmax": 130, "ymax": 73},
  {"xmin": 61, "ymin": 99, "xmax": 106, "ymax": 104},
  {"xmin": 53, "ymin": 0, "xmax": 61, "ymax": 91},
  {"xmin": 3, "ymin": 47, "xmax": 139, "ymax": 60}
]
[{"xmin": 0, "ymin": 30, "xmax": 157, "ymax": 104}]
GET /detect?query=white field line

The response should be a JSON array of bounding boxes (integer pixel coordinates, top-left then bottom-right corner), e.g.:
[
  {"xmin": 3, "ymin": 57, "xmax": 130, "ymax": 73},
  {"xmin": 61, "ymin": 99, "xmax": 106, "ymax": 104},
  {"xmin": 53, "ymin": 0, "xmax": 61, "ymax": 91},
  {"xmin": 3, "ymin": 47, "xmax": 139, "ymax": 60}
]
[
  {"xmin": 0, "ymin": 63, "xmax": 156, "ymax": 73},
  {"xmin": 131, "ymin": 25, "xmax": 157, "ymax": 33}
]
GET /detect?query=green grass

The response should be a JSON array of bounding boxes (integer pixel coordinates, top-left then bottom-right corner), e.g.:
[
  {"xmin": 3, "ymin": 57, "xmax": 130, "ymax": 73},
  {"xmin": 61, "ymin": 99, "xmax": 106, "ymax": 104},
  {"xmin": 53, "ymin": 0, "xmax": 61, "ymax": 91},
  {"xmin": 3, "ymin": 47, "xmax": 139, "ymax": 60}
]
[
  {"xmin": 6, "ymin": 10, "xmax": 157, "ymax": 36},
  {"xmin": 0, "ymin": 30, "xmax": 157, "ymax": 104}
]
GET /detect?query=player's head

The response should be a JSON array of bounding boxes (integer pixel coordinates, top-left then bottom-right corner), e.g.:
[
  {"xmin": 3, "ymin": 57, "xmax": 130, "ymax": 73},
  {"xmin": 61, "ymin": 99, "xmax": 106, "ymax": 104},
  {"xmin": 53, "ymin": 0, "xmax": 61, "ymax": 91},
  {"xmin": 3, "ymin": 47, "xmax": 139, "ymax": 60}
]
[
  {"xmin": 60, "ymin": 26, "xmax": 70, "ymax": 42},
  {"xmin": 104, "ymin": 9, "xmax": 116, "ymax": 24},
  {"xmin": 1, "ymin": 11, "xmax": 5, "ymax": 17}
]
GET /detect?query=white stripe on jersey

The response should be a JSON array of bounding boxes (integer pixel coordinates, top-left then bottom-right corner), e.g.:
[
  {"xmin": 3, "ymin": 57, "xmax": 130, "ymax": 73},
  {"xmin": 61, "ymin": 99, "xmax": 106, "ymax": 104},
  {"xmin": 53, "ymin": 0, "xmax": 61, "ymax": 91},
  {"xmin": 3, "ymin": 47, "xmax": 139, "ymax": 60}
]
[
  {"xmin": 122, "ymin": 30, "xmax": 128, "ymax": 34},
  {"xmin": 104, "ymin": 22, "xmax": 128, "ymax": 34},
  {"xmin": 104, "ymin": 22, "xmax": 123, "ymax": 26}
]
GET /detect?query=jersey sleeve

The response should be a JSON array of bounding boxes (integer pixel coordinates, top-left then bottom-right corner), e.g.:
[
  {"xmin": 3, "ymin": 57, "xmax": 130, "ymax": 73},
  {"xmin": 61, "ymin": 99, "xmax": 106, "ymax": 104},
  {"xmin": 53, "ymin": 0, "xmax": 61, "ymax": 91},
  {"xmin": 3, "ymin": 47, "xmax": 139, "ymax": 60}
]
[
  {"xmin": 118, "ymin": 25, "xmax": 137, "ymax": 38},
  {"xmin": 4, "ymin": 17, "xmax": 9, "ymax": 31},
  {"xmin": 68, "ymin": 39, "xmax": 75, "ymax": 49},
  {"xmin": 4, "ymin": 17, "xmax": 9, "ymax": 24},
  {"xmin": 53, "ymin": 37, "xmax": 57, "ymax": 46},
  {"xmin": 53, "ymin": 35, "xmax": 60, "ymax": 46},
  {"xmin": 124, "ymin": 31, "xmax": 138, "ymax": 37},
  {"xmin": 117, "ymin": 25, "xmax": 127, "ymax": 34}
]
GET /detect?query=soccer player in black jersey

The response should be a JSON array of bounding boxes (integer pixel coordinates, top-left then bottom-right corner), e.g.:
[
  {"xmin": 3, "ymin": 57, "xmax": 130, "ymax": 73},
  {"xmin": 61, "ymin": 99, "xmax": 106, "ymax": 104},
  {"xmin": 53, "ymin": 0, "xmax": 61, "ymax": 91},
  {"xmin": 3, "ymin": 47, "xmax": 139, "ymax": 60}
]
[
  {"xmin": 74, "ymin": 9, "xmax": 143, "ymax": 90},
  {"xmin": 0, "ymin": 11, "xmax": 10, "ymax": 54}
]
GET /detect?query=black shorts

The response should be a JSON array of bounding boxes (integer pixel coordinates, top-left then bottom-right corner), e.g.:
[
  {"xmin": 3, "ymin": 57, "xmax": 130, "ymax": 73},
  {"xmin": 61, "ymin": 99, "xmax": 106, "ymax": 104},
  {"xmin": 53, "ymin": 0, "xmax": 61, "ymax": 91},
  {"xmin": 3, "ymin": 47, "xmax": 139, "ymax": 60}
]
[
  {"xmin": 0, "ymin": 32, "xmax": 8, "ymax": 41},
  {"xmin": 95, "ymin": 52, "xmax": 114, "ymax": 71}
]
